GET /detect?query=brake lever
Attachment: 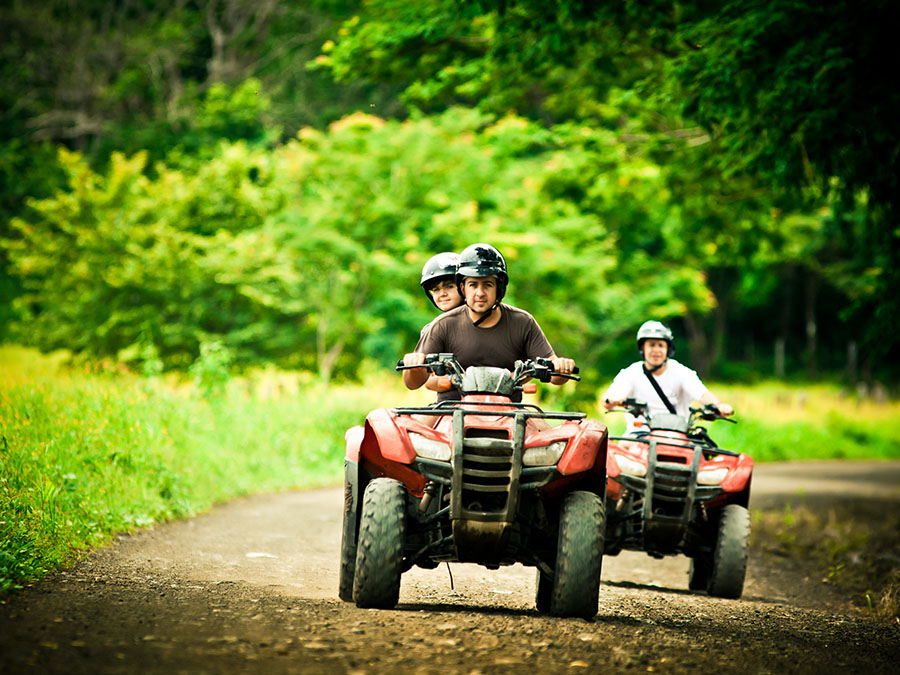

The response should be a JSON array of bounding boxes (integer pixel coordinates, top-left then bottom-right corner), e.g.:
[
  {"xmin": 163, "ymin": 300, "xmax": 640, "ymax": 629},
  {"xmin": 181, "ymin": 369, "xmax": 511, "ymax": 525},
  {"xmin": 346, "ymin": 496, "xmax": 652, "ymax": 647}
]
[{"xmin": 396, "ymin": 359, "xmax": 427, "ymax": 371}]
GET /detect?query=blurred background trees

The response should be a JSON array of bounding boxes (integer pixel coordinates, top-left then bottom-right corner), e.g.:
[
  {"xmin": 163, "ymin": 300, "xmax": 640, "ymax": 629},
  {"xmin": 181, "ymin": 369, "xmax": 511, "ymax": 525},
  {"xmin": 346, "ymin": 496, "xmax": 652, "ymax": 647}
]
[{"xmin": 2, "ymin": 0, "xmax": 897, "ymax": 394}]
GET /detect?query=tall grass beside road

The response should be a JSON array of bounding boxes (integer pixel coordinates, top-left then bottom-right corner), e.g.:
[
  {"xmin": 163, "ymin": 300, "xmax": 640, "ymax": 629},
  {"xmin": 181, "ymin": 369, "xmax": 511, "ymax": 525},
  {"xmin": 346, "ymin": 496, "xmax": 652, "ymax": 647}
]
[
  {"xmin": 0, "ymin": 347, "xmax": 426, "ymax": 594},
  {"xmin": 600, "ymin": 381, "xmax": 900, "ymax": 461}
]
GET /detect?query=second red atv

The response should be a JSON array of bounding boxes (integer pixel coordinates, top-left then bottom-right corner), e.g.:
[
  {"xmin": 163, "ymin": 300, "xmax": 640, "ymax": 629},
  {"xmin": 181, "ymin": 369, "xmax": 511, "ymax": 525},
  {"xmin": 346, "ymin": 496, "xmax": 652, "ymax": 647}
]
[
  {"xmin": 604, "ymin": 399, "xmax": 754, "ymax": 598},
  {"xmin": 339, "ymin": 354, "xmax": 609, "ymax": 618}
]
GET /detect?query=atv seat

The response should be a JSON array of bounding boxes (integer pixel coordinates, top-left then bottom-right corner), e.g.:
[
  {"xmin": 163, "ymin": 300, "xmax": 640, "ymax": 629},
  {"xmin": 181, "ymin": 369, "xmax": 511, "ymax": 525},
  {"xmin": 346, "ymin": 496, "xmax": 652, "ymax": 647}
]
[{"xmin": 648, "ymin": 413, "xmax": 689, "ymax": 433}]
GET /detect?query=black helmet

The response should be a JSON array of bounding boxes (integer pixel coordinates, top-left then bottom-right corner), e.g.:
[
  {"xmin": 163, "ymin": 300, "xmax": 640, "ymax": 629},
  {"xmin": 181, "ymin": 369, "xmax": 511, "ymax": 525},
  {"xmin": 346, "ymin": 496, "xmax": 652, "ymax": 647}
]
[
  {"xmin": 636, "ymin": 320, "xmax": 675, "ymax": 357},
  {"xmin": 420, "ymin": 252, "xmax": 460, "ymax": 307},
  {"xmin": 456, "ymin": 243, "xmax": 509, "ymax": 303}
]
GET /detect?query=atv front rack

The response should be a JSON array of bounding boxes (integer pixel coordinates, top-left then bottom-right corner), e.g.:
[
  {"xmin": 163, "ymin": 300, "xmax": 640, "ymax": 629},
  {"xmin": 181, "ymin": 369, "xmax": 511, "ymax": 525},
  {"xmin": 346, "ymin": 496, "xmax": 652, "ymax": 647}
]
[
  {"xmin": 392, "ymin": 404, "xmax": 585, "ymax": 527},
  {"xmin": 393, "ymin": 399, "xmax": 586, "ymax": 421},
  {"xmin": 609, "ymin": 433, "xmax": 737, "ymax": 555}
]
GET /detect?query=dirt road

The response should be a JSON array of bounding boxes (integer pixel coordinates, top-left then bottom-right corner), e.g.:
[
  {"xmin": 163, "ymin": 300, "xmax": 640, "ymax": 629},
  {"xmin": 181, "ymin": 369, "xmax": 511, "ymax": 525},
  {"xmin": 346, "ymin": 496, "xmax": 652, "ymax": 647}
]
[{"xmin": 2, "ymin": 461, "xmax": 898, "ymax": 674}]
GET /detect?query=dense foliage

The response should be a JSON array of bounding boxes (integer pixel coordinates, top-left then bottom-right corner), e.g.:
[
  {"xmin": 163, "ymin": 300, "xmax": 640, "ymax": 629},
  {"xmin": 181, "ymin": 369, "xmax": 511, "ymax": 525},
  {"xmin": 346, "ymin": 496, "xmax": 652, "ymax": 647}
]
[
  {"xmin": 2, "ymin": 0, "xmax": 897, "ymax": 387},
  {"xmin": 319, "ymin": 0, "xmax": 900, "ymax": 379}
]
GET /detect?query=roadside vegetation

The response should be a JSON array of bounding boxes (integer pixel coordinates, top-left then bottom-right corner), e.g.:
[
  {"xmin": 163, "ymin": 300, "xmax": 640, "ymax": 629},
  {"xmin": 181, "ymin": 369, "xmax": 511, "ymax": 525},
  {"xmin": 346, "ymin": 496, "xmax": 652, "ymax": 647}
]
[
  {"xmin": 601, "ymin": 382, "xmax": 900, "ymax": 462},
  {"xmin": 3, "ymin": 346, "xmax": 899, "ymax": 598},
  {"xmin": 754, "ymin": 503, "xmax": 900, "ymax": 621},
  {"xmin": 0, "ymin": 346, "xmax": 425, "ymax": 594}
]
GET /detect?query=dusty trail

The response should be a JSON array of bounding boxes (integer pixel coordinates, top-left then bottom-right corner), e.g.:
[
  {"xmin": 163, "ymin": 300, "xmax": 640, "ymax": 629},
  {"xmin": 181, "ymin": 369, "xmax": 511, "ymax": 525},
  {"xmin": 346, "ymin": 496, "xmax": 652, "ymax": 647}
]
[{"xmin": 1, "ymin": 461, "xmax": 898, "ymax": 674}]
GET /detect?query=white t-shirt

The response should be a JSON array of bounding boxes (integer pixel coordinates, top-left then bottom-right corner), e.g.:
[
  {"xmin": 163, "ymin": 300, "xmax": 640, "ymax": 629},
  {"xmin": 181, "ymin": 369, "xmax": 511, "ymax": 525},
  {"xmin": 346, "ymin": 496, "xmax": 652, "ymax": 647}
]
[{"xmin": 604, "ymin": 359, "xmax": 709, "ymax": 432}]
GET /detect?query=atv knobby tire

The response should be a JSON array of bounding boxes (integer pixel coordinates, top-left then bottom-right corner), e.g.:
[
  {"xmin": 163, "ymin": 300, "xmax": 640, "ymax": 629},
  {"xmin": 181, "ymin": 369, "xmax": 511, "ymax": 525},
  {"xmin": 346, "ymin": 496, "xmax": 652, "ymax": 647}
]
[
  {"xmin": 707, "ymin": 504, "xmax": 751, "ymax": 599},
  {"xmin": 551, "ymin": 491, "xmax": 605, "ymax": 619},
  {"xmin": 338, "ymin": 478, "xmax": 358, "ymax": 602},
  {"xmin": 353, "ymin": 478, "xmax": 406, "ymax": 609}
]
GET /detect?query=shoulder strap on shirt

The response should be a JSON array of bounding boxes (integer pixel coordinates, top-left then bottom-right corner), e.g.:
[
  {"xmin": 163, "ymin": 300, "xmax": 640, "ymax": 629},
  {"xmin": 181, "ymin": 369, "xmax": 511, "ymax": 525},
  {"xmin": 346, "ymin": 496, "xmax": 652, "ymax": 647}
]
[{"xmin": 643, "ymin": 365, "xmax": 677, "ymax": 414}]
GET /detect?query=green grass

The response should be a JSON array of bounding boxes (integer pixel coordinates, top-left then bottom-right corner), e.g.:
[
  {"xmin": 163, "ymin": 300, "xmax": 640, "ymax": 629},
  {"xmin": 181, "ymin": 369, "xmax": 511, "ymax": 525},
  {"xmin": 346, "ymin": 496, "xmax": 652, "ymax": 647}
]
[
  {"xmin": 600, "ymin": 381, "xmax": 900, "ymax": 461},
  {"xmin": 2, "ymin": 347, "xmax": 898, "ymax": 595},
  {"xmin": 0, "ymin": 346, "xmax": 429, "ymax": 594}
]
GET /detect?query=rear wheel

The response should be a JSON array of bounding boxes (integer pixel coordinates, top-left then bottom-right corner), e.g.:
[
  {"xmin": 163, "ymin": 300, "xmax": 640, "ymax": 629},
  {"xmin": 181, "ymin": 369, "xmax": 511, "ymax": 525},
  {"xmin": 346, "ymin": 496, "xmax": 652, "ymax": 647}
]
[
  {"xmin": 353, "ymin": 478, "xmax": 406, "ymax": 608},
  {"xmin": 707, "ymin": 504, "xmax": 751, "ymax": 599},
  {"xmin": 551, "ymin": 491, "xmax": 605, "ymax": 619}
]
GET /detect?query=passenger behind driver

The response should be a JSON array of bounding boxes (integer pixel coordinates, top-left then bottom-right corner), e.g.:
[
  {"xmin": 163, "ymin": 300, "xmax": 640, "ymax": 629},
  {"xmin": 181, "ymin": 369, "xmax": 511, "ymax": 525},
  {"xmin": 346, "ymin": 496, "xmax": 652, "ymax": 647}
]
[
  {"xmin": 602, "ymin": 320, "xmax": 733, "ymax": 434},
  {"xmin": 420, "ymin": 251, "xmax": 463, "ymax": 313},
  {"xmin": 402, "ymin": 243, "xmax": 575, "ymax": 400},
  {"xmin": 418, "ymin": 252, "xmax": 464, "ymax": 392}
]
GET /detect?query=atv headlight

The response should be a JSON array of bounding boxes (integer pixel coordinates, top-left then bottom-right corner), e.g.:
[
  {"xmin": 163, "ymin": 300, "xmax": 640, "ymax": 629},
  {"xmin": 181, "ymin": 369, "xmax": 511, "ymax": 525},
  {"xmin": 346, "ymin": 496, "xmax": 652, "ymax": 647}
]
[
  {"xmin": 523, "ymin": 440, "xmax": 567, "ymax": 467},
  {"xmin": 697, "ymin": 467, "xmax": 728, "ymax": 485},
  {"xmin": 408, "ymin": 432, "xmax": 451, "ymax": 461},
  {"xmin": 614, "ymin": 454, "xmax": 647, "ymax": 477}
]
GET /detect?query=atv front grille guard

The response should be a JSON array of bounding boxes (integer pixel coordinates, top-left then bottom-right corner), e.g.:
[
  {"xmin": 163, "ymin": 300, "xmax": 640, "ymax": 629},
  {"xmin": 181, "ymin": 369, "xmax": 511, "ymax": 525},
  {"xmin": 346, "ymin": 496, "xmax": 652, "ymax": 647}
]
[
  {"xmin": 609, "ymin": 434, "xmax": 735, "ymax": 554},
  {"xmin": 394, "ymin": 402, "xmax": 585, "ymax": 523}
]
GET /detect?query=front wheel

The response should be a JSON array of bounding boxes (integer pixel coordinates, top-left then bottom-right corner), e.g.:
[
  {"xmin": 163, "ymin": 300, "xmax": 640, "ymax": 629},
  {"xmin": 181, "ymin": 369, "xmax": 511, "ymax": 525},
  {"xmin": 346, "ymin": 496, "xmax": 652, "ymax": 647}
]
[
  {"xmin": 707, "ymin": 504, "xmax": 751, "ymax": 599},
  {"xmin": 550, "ymin": 491, "xmax": 605, "ymax": 619},
  {"xmin": 353, "ymin": 478, "xmax": 406, "ymax": 608},
  {"xmin": 338, "ymin": 477, "xmax": 358, "ymax": 602}
]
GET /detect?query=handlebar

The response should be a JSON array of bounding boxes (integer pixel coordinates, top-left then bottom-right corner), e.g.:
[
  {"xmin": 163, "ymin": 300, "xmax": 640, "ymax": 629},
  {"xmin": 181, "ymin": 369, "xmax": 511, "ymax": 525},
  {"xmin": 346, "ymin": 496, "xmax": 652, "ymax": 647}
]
[
  {"xmin": 395, "ymin": 353, "xmax": 580, "ymax": 388},
  {"xmin": 527, "ymin": 357, "xmax": 580, "ymax": 383},
  {"xmin": 605, "ymin": 398, "xmax": 736, "ymax": 424},
  {"xmin": 689, "ymin": 403, "xmax": 737, "ymax": 423}
]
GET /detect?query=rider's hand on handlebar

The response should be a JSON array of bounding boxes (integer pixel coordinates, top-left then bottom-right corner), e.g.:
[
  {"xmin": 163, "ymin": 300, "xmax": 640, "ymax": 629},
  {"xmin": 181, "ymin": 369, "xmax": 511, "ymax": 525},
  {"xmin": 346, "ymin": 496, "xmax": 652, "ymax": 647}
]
[
  {"xmin": 602, "ymin": 398, "xmax": 623, "ymax": 411},
  {"xmin": 715, "ymin": 402, "xmax": 734, "ymax": 417},
  {"xmin": 551, "ymin": 356, "xmax": 575, "ymax": 375},
  {"xmin": 402, "ymin": 352, "xmax": 428, "ymax": 369}
]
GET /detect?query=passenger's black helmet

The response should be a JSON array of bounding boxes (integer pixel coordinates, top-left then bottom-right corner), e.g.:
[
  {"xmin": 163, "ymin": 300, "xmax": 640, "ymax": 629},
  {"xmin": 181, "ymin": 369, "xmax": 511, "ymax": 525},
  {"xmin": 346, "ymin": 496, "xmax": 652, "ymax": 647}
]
[
  {"xmin": 456, "ymin": 243, "xmax": 508, "ymax": 302},
  {"xmin": 420, "ymin": 252, "xmax": 460, "ymax": 308}
]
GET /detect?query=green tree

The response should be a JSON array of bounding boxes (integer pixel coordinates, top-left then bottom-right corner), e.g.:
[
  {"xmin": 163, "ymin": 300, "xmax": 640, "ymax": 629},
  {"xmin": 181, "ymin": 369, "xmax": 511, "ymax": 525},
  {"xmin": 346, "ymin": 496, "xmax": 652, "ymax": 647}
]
[
  {"xmin": 5, "ymin": 109, "xmax": 713, "ymax": 387},
  {"xmin": 319, "ymin": 0, "xmax": 900, "ymax": 377}
]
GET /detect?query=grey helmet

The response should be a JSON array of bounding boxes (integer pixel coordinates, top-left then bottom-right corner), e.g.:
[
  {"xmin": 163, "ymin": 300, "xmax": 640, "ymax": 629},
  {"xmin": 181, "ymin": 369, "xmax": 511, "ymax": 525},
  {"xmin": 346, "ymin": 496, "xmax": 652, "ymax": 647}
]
[{"xmin": 636, "ymin": 320, "xmax": 675, "ymax": 357}]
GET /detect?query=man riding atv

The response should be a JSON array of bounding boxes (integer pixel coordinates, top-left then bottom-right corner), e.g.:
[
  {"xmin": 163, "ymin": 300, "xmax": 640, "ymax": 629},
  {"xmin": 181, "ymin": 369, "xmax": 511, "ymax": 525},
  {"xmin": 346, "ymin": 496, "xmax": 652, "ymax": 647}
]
[
  {"xmin": 602, "ymin": 320, "xmax": 733, "ymax": 433},
  {"xmin": 402, "ymin": 242, "xmax": 575, "ymax": 398}
]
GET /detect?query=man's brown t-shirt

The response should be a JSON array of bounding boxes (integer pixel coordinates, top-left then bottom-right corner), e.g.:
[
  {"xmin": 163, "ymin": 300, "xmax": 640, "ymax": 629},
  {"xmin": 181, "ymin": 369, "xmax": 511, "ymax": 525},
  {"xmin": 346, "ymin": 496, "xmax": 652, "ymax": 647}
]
[{"xmin": 414, "ymin": 304, "xmax": 555, "ymax": 401}]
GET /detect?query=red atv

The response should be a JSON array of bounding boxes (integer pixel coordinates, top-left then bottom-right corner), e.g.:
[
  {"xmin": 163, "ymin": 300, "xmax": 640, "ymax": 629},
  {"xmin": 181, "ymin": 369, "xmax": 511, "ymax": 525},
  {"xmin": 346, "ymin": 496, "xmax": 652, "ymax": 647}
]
[
  {"xmin": 604, "ymin": 399, "xmax": 754, "ymax": 598},
  {"xmin": 339, "ymin": 354, "xmax": 608, "ymax": 618}
]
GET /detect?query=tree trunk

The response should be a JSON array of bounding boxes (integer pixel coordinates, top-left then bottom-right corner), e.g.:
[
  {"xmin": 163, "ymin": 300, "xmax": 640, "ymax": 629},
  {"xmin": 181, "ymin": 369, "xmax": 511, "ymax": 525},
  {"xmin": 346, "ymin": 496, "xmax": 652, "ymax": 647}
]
[
  {"xmin": 683, "ymin": 313, "xmax": 710, "ymax": 378},
  {"xmin": 804, "ymin": 270, "xmax": 819, "ymax": 379},
  {"xmin": 777, "ymin": 264, "xmax": 796, "ymax": 377},
  {"xmin": 707, "ymin": 267, "xmax": 738, "ymax": 376},
  {"xmin": 847, "ymin": 341, "xmax": 858, "ymax": 386},
  {"xmin": 774, "ymin": 338, "xmax": 785, "ymax": 378},
  {"xmin": 315, "ymin": 270, "xmax": 368, "ymax": 383}
]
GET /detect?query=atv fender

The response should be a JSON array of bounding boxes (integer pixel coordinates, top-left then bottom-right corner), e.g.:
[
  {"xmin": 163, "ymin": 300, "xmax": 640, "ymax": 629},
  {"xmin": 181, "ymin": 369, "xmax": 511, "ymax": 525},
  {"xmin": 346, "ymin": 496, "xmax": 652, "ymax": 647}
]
[
  {"xmin": 359, "ymin": 410, "xmax": 427, "ymax": 496},
  {"xmin": 557, "ymin": 419, "xmax": 608, "ymax": 476},
  {"xmin": 345, "ymin": 425, "xmax": 365, "ymax": 462},
  {"xmin": 720, "ymin": 454, "xmax": 754, "ymax": 493},
  {"xmin": 364, "ymin": 408, "xmax": 417, "ymax": 464}
]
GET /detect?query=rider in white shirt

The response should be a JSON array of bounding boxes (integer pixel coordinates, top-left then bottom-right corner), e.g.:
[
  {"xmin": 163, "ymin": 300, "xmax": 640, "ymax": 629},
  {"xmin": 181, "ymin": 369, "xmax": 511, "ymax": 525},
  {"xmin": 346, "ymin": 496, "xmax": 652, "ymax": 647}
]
[{"xmin": 602, "ymin": 321, "xmax": 733, "ymax": 434}]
